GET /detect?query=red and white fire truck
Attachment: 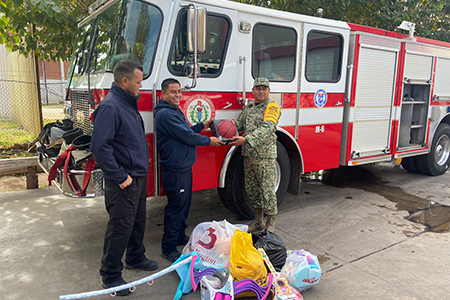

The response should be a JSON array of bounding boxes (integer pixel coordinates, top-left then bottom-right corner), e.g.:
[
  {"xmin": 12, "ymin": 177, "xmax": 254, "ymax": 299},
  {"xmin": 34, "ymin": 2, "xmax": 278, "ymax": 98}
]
[{"xmin": 58, "ymin": 0, "xmax": 450, "ymax": 218}]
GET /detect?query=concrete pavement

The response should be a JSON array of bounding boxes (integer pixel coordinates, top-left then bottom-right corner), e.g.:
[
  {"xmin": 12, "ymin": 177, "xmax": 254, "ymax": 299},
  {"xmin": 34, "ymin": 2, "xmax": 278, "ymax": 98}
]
[{"xmin": 1, "ymin": 164, "xmax": 449, "ymax": 300}]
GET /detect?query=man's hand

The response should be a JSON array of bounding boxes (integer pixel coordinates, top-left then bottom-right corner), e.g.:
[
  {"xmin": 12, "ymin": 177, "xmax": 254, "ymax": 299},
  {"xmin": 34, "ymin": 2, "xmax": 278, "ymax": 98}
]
[
  {"xmin": 209, "ymin": 137, "xmax": 224, "ymax": 146},
  {"xmin": 203, "ymin": 119, "xmax": 213, "ymax": 129},
  {"xmin": 119, "ymin": 175, "xmax": 133, "ymax": 189},
  {"xmin": 228, "ymin": 136, "xmax": 245, "ymax": 146}
]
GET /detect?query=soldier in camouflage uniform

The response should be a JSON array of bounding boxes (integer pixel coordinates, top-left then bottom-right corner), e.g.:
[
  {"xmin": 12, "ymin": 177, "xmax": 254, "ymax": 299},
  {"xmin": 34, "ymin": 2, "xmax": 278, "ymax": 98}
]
[{"xmin": 229, "ymin": 77, "xmax": 281, "ymax": 232}]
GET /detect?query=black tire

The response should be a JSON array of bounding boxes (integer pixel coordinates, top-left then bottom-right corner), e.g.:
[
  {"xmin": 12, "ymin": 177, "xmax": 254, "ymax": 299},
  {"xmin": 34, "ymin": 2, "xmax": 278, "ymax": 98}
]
[
  {"xmin": 401, "ymin": 156, "xmax": 420, "ymax": 173},
  {"xmin": 217, "ymin": 186, "xmax": 240, "ymax": 214},
  {"xmin": 416, "ymin": 123, "xmax": 450, "ymax": 176},
  {"xmin": 217, "ymin": 141, "xmax": 291, "ymax": 219}
]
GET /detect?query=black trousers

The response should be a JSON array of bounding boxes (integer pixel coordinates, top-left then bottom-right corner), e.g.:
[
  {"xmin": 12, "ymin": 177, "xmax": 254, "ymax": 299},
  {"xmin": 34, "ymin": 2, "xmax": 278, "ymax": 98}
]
[
  {"xmin": 161, "ymin": 168, "xmax": 192, "ymax": 254},
  {"xmin": 100, "ymin": 176, "xmax": 147, "ymax": 283}
]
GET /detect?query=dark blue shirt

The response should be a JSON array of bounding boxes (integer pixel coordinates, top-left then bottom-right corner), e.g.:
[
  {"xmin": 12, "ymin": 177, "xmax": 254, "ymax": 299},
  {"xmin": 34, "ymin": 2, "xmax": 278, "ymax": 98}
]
[
  {"xmin": 91, "ymin": 83, "xmax": 149, "ymax": 184},
  {"xmin": 154, "ymin": 100, "xmax": 210, "ymax": 173}
]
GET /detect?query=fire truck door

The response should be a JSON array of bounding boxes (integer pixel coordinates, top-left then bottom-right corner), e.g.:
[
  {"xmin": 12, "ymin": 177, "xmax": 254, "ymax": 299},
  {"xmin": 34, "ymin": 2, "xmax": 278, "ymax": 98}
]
[
  {"xmin": 157, "ymin": 4, "xmax": 237, "ymax": 191},
  {"xmin": 351, "ymin": 46, "xmax": 397, "ymax": 158},
  {"xmin": 398, "ymin": 52, "xmax": 433, "ymax": 149}
]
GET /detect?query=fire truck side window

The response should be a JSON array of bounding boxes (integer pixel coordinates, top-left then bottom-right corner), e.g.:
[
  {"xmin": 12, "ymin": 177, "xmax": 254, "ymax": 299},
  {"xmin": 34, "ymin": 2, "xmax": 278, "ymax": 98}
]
[
  {"xmin": 169, "ymin": 11, "xmax": 231, "ymax": 77},
  {"xmin": 305, "ymin": 31, "xmax": 343, "ymax": 82},
  {"xmin": 252, "ymin": 24, "xmax": 297, "ymax": 82},
  {"xmin": 87, "ymin": 0, "xmax": 162, "ymax": 78}
]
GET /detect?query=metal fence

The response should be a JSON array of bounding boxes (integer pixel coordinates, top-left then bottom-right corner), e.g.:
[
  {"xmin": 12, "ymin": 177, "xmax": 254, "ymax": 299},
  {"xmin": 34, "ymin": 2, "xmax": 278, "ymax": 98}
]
[
  {"xmin": 0, "ymin": 76, "xmax": 39, "ymax": 149},
  {"xmin": 40, "ymin": 80, "xmax": 67, "ymax": 105},
  {"xmin": 39, "ymin": 79, "xmax": 68, "ymax": 126},
  {"xmin": 0, "ymin": 73, "xmax": 67, "ymax": 150}
]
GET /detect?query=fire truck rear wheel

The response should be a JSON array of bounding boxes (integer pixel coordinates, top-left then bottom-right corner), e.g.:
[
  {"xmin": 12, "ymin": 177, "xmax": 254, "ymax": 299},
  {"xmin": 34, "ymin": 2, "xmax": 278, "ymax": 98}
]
[
  {"xmin": 416, "ymin": 123, "xmax": 450, "ymax": 176},
  {"xmin": 400, "ymin": 156, "xmax": 420, "ymax": 173},
  {"xmin": 218, "ymin": 141, "xmax": 291, "ymax": 220}
]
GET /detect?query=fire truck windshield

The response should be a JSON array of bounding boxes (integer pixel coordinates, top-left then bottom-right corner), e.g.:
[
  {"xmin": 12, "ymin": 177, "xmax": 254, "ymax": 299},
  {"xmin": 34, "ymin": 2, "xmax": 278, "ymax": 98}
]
[{"xmin": 69, "ymin": 0, "xmax": 162, "ymax": 78}]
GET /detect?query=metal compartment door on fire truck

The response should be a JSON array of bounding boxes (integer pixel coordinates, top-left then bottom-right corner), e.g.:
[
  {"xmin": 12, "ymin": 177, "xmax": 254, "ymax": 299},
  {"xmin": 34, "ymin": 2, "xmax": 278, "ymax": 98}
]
[
  {"xmin": 343, "ymin": 32, "xmax": 400, "ymax": 165},
  {"xmin": 397, "ymin": 42, "xmax": 450, "ymax": 175},
  {"xmin": 397, "ymin": 46, "xmax": 433, "ymax": 152}
]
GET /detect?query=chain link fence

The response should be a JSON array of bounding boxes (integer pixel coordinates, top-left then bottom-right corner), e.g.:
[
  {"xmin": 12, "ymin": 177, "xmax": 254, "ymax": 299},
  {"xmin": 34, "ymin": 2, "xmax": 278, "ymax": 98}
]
[
  {"xmin": 0, "ymin": 59, "xmax": 67, "ymax": 156},
  {"xmin": 0, "ymin": 74, "xmax": 40, "ymax": 151},
  {"xmin": 40, "ymin": 79, "xmax": 68, "ymax": 123}
]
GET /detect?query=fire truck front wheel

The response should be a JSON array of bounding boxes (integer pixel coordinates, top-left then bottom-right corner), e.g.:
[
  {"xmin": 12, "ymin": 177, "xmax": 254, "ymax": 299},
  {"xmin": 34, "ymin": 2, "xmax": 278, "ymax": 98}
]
[
  {"xmin": 217, "ymin": 146, "xmax": 242, "ymax": 215},
  {"xmin": 218, "ymin": 141, "xmax": 291, "ymax": 220},
  {"xmin": 416, "ymin": 123, "xmax": 450, "ymax": 176}
]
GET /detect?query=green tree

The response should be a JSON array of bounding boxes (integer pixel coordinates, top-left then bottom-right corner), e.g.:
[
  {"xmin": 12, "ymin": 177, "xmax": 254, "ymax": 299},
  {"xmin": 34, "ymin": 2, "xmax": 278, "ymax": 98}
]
[
  {"xmin": 233, "ymin": 0, "xmax": 450, "ymax": 42},
  {"xmin": 0, "ymin": 0, "xmax": 94, "ymax": 61}
]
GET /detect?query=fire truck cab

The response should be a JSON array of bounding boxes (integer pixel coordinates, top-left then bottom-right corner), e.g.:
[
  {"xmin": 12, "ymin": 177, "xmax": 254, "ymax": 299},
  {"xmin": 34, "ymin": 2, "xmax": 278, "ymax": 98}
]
[{"xmin": 55, "ymin": 0, "xmax": 450, "ymax": 219}]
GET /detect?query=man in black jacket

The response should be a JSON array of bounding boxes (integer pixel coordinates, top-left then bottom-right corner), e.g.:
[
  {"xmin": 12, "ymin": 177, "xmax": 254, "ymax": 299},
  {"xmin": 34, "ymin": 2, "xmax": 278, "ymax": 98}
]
[
  {"xmin": 154, "ymin": 78, "xmax": 223, "ymax": 262},
  {"xmin": 91, "ymin": 60, "xmax": 157, "ymax": 296}
]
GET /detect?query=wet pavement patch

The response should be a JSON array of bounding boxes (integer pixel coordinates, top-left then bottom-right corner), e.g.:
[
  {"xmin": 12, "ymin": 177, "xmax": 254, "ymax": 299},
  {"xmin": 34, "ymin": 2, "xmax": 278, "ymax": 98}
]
[
  {"xmin": 322, "ymin": 166, "xmax": 450, "ymax": 232},
  {"xmin": 408, "ymin": 206, "xmax": 450, "ymax": 232}
]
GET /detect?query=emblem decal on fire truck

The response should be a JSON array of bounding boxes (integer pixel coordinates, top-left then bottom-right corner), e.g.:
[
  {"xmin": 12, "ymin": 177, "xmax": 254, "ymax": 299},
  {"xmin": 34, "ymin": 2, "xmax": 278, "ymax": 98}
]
[
  {"xmin": 314, "ymin": 89, "xmax": 328, "ymax": 108},
  {"xmin": 76, "ymin": 110, "xmax": 85, "ymax": 122},
  {"xmin": 182, "ymin": 94, "xmax": 216, "ymax": 126}
]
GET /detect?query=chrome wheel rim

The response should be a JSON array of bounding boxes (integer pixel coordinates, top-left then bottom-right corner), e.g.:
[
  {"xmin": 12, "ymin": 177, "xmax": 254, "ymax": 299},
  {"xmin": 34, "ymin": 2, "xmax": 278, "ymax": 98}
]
[
  {"xmin": 435, "ymin": 135, "xmax": 450, "ymax": 166},
  {"xmin": 275, "ymin": 161, "xmax": 281, "ymax": 191}
]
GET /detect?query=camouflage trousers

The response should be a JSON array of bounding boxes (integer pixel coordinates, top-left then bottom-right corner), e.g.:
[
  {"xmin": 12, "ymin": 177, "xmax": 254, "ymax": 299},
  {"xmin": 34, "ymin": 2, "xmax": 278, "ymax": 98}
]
[{"xmin": 243, "ymin": 156, "xmax": 278, "ymax": 215}]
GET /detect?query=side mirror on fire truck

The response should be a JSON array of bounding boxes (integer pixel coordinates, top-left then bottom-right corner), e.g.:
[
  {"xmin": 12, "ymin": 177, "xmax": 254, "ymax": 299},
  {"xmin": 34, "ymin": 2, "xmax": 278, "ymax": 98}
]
[{"xmin": 187, "ymin": 6, "xmax": 207, "ymax": 54}]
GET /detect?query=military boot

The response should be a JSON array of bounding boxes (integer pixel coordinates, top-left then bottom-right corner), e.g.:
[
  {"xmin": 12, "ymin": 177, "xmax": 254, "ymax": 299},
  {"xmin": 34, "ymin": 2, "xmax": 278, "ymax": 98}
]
[
  {"xmin": 266, "ymin": 215, "xmax": 276, "ymax": 232},
  {"xmin": 247, "ymin": 208, "xmax": 266, "ymax": 232}
]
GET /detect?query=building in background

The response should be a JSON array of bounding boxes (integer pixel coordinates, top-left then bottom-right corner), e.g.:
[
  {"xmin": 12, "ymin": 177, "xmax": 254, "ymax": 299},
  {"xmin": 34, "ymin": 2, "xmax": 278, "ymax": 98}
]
[
  {"xmin": 38, "ymin": 60, "xmax": 71, "ymax": 105},
  {"xmin": 0, "ymin": 44, "xmax": 41, "ymax": 142}
]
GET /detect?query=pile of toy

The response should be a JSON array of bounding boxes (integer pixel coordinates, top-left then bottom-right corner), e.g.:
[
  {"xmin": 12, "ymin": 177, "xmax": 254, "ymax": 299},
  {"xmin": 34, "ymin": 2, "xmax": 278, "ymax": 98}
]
[{"xmin": 59, "ymin": 220, "xmax": 322, "ymax": 300}]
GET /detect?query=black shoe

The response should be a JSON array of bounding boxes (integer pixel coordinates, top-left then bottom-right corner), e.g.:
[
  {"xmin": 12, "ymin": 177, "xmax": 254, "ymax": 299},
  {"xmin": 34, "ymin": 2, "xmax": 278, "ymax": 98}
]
[
  {"xmin": 102, "ymin": 278, "xmax": 132, "ymax": 297},
  {"xmin": 161, "ymin": 250, "xmax": 181, "ymax": 262},
  {"xmin": 178, "ymin": 235, "xmax": 190, "ymax": 246},
  {"xmin": 124, "ymin": 258, "xmax": 158, "ymax": 271}
]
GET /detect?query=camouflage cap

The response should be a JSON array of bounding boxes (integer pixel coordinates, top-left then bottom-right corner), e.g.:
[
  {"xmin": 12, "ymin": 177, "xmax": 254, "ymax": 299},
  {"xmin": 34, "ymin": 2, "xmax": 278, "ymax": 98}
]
[{"xmin": 253, "ymin": 77, "xmax": 270, "ymax": 88}]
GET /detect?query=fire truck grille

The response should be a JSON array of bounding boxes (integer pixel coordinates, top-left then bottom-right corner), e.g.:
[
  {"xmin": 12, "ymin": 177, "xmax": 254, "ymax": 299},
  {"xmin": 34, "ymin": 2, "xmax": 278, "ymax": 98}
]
[{"xmin": 71, "ymin": 90, "xmax": 92, "ymax": 135}]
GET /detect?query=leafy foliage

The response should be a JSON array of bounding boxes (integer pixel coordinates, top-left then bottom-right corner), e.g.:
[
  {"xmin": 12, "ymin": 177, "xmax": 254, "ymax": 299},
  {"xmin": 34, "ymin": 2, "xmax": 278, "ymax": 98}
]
[
  {"xmin": 2, "ymin": 0, "xmax": 449, "ymax": 61},
  {"xmin": 0, "ymin": 0, "xmax": 94, "ymax": 61},
  {"xmin": 233, "ymin": 0, "xmax": 450, "ymax": 42}
]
